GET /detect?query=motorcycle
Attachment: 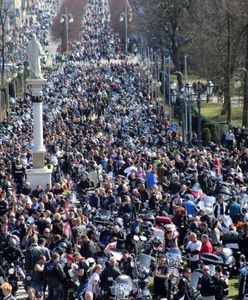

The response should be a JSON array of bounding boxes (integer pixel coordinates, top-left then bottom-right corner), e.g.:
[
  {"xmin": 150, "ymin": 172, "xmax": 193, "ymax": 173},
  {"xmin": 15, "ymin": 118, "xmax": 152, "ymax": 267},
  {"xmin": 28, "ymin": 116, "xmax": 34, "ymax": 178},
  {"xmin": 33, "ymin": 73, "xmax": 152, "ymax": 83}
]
[
  {"xmin": 166, "ymin": 247, "xmax": 183, "ymax": 270},
  {"xmin": 197, "ymin": 195, "xmax": 216, "ymax": 215},
  {"xmin": 201, "ymin": 247, "xmax": 235, "ymax": 272},
  {"xmin": 190, "ymin": 270, "xmax": 205, "ymax": 299},
  {"xmin": 93, "ymin": 209, "xmax": 112, "ymax": 225},
  {"xmin": 239, "ymin": 259, "xmax": 248, "ymax": 299},
  {"xmin": 143, "ymin": 235, "xmax": 164, "ymax": 258},
  {"xmin": 134, "ymin": 253, "xmax": 155, "ymax": 300},
  {"xmin": 2, "ymin": 260, "xmax": 26, "ymax": 296},
  {"xmin": 110, "ymin": 275, "xmax": 138, "ymax": 300},
  {"xmin": 166, "ymin": 248, "xmax": 182, "ymax": 300}
]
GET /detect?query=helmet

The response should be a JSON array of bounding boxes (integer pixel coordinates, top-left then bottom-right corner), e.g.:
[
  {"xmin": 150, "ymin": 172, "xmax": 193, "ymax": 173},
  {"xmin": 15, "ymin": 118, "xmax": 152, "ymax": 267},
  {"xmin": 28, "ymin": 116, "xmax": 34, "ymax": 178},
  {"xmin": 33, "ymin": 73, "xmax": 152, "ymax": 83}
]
[
  {"xmin": 86, "ymin": 257, "xmax": 96, "ymax": 272},
  {"xmin": 8, "ymin": 236, "xmax": 19, "ymax": 249},
  {"xmin": 123, "ymin": 213, "xmax": 131, "ymax": 224},
  {"xmin": 152, "ymin": 236, "xmax": 162, "ymax": 249}
]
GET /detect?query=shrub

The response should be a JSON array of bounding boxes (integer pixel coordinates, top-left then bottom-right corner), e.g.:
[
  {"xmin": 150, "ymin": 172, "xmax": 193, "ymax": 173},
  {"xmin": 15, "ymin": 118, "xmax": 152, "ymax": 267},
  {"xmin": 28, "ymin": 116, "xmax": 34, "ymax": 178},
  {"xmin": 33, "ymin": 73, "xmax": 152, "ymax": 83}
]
[
  {"xmin": 202, "ymin": 127, "xmax": 211, "ymax": 146},
  {"xmin": 204, "ymin": 122, "xmax": 220, "ymax": 143}
]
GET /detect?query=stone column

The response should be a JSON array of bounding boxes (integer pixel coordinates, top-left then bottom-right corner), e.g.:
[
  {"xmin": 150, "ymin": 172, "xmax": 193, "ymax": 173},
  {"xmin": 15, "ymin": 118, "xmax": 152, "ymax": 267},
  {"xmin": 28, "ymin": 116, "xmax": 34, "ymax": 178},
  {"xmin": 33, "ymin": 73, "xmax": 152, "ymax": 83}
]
[{"xmin": 26, "ymin": 78, "xmax": 52, "ymax": 189}]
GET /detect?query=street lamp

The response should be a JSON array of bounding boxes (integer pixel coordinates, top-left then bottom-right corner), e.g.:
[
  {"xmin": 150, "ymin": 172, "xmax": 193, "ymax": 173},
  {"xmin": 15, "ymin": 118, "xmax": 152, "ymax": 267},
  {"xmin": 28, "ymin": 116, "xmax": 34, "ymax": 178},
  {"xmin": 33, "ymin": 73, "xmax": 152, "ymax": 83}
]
[
  {"xmin": 171, "ymin": 89, "xmax": 177, "ymax": 105},
  {"xmin": 60, "ymin": 8, "xmax": 74, "ymax": 53},
  {"xmin": 185, "ymin": 83, "xmax": 193, "ymax": 143},
  {"xmin": 196, "ymin": 80, "xmax": 214, "ymax": 147},
  {"xmin": 120, "ymin": 0, "xmax": 133, "ymax": 53}
]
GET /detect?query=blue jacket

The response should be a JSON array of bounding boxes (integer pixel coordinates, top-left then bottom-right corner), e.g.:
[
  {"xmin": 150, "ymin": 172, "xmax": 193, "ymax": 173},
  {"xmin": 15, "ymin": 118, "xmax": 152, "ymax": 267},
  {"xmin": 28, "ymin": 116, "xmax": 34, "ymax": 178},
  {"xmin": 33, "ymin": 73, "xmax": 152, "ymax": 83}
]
[{"xmin": 146, "ymin": 171, "xmax": 157, "ymax": 188}]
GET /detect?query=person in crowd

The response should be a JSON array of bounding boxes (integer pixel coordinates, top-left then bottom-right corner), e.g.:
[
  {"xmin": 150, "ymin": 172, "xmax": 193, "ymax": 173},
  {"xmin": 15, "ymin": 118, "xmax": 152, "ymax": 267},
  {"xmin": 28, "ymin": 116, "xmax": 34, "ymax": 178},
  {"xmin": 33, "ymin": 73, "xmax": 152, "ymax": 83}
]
[
  {"xmin": 100, "ymin": 257, "xmax": 121, "ymax": 296},
  {"xmin": 31, "ymin": 255, "xmax": 46, "ymax": 294},
  {"xmin": 84, "ymin": 291, "xmax": 94, "ymax": 300},
  {"xmin": 25, "ymin": 235, "xmax": 43, "ymax": 276},
  {"xmin": 87, "ymin": 264, "xmax": 102, "ymax": 298},
  {"xmin": 79, "ymin": 234, "xmax": 97, "ymax": 259},
  {"xmin": 175, "ymin": 267, "xmax": 194, "ymax": 300},
  {"xmin": 227, "ymin": 196, "xmax": 243, "ymax": 223},
  {"xmin": 213, "ymin": 194, "xmax": 227, "ymax": 219},
  {"xmin": 0, "ymin": 282, "xmax": 16, "ymax": 300},
  {"xmin": 73, "ymin": 252, "xmax": 89, "ymax": 300},
  {"xmin": 183, "ymin": 194, "xmax": 197, "ymax": 217},
  {"xmin": 153, "ymin": 254, "xmax": 169, "ymax": 300},
  {"xmin": 110, "ymin": 225, "xmax": 126, "ymax": 250},
  {"xmin": 186, "ymin": 232, "xmax": 202, "ymax": 271},
  {"xmin": 214, "ymin": 265, "xmax": 229, "ymax": 300},
  {"xmin": 199, "ymin": 234, "xmax": 213, "ymax": 257},
  {"xmin": 44, "ymin": 252, "xmax": 66, "ymax": 300},
  {"xmin": 197, "ymin": 265, "xmax": 217, "ymax": 300}
]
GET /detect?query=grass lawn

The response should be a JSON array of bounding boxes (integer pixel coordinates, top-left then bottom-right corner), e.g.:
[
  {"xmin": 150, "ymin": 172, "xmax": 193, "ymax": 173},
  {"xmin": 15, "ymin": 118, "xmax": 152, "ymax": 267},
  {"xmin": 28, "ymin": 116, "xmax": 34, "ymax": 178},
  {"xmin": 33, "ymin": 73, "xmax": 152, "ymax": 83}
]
[
  {"xmin": 196, "ymin": 103, "xmax": 243, "ymax": 127},
  {"xmin": 229, "ymin": 278, "xmax": 239, "ymax": 299}
]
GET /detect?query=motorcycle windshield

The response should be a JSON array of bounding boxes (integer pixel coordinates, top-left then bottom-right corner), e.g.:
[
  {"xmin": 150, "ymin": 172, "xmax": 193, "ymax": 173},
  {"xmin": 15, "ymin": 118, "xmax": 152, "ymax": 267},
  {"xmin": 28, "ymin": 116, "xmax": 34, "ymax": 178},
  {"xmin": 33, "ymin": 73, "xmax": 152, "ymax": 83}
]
[
  {"xmin": 191, "ymin": 270, "xmax": 203, "ymax": 290},
  {"xmin": 99, "ymin": 209, "xmax": 111, "ymax": 218},
  {"xmin": 136, "ymin": 254, "xmax": 153, "ymax": 269},
  {"xmin": 110, "ymin": 275, "xmax": 136, "ymax": 297},
  {"xmin": 166, "ymin": 248, "xmax": 182, "ymax": 258}
]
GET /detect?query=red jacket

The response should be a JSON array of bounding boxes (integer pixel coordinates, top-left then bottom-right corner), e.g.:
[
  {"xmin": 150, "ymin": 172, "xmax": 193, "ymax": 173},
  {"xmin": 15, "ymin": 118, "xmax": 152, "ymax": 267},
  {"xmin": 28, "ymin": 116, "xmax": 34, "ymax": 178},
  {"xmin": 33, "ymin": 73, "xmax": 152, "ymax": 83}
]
[{"xmin": 199, "ymin": 240, "xmax": 213, "ymax": 256}]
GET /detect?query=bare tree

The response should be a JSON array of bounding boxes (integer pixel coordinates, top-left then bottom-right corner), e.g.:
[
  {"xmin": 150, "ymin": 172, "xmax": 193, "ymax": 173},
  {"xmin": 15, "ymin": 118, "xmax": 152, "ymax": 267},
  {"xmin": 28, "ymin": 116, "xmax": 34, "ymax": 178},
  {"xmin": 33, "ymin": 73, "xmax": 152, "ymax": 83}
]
[
  {"xmin": 139, "ymin": 0, "xmax": 191, "ymax": 87},
  {"xmin": 0, "ymin": 0, "xmax": 9, "ymax": 85},
  {"xmin": 187, "ymin": 0, "xmax": 248, "ymax": 124}
]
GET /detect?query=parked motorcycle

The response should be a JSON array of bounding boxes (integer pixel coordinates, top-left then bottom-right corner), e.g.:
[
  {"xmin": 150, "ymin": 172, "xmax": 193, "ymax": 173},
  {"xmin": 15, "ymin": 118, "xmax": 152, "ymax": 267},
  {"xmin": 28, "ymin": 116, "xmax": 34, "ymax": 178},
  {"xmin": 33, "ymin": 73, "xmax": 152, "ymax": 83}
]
[
  {"xmin": 239, "ymin": 259, "xmax": 248, "ymax": 300},
  {"xmin": 110, "ymin": 275, "xmax": 138, "ymax": 299},
  {"xmin": 134, "ymin": 253, "xmax": 155, "ymax": 300},
  {"xmin": 2, "ymin": 260, "xmax": 25, "ymax": 296},
  {"xmin": 201, "ymin": 247, "xmax": 235, "ymax": 272}
]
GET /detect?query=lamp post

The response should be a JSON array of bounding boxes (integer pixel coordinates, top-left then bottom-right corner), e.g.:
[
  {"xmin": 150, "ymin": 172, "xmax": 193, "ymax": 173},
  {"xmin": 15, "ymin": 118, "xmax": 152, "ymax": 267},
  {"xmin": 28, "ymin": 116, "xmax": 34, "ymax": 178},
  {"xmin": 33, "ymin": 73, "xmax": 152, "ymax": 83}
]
[
  {"xmin": 60, "ymin": 8, "xmax": 74, "ymax": 53},
  {"xmin": 196, "ymin": 81, "xmax": 214, "ymax": 147},
  {"xmin": 234, "ymin": 68, "xmax": 248, "ymax": 127},
  {"xmin": 161, "ymin": 56, "xmax": 172, "ymax": 123},
  {"xmin": 120, "ymin": 0, "xmax": 132, "ymax": 53},
  {"xmin": 171, "ymin": 81, "xmax": 193, "ymax": 144},
  {"xmin": 185, "ymin": 82, "xmax": 193, "ymax": 143}
]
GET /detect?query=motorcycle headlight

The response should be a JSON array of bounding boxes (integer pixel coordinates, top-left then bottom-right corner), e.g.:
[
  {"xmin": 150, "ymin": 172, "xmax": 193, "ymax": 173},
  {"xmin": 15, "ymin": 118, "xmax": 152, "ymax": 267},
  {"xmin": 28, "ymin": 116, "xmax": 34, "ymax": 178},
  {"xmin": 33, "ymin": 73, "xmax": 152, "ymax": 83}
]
[{"xmin": 9, "ymin": 268, "xmax": 14, "ymax": 275}]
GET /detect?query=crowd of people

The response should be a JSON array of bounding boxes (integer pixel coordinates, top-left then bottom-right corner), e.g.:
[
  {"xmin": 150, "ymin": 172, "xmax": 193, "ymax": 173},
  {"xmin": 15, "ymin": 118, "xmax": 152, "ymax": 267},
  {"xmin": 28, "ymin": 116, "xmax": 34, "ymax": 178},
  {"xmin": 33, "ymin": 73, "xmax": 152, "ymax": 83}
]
[
  {"xmin": 0, "ymin": 0, "xmax": 248, "ymax": 300},
  {"xmin": 71, "ymin": 0, "xmax": 117, "ymax": 62}
]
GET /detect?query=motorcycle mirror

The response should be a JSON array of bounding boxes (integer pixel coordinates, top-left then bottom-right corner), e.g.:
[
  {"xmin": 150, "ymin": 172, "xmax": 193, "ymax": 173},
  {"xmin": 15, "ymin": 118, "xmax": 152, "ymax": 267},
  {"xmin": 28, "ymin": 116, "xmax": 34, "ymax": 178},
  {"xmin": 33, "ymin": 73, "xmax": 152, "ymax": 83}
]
[
  {"xmin": 133, "ymin": 235, "xmax": 139, "ymax": 241},
  {"xmin": 9, "ymin": 268, "xmax": 15, "ymax": 275},
  {"xmin": 140, "ymin": 236, "xmax": 147, "ymax": 242}
]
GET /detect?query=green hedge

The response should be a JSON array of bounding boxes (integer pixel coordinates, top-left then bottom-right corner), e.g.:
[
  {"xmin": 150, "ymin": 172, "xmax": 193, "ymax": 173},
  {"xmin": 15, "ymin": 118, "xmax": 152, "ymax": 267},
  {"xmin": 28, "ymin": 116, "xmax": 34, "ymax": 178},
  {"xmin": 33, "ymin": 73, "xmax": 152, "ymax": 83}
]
[
  {"xmin": 202, "ymin": 127, "xmax": 211, "ymax": 146},
  {"xmin": 192, "ymin": 107, "xmax": 221, "ymax": 143}
]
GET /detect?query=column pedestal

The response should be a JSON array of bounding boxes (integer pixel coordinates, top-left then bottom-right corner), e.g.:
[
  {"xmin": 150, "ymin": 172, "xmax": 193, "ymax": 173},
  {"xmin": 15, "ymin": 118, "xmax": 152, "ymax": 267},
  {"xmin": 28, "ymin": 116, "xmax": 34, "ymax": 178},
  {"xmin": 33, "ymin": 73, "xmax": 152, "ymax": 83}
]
[
  {"xmin": 26, "ymin": 168, "xmax": 52, "ymax": 189},
  {"xmin": 26, "ymin": 78, "xmax": 52, "ymax": 189}
]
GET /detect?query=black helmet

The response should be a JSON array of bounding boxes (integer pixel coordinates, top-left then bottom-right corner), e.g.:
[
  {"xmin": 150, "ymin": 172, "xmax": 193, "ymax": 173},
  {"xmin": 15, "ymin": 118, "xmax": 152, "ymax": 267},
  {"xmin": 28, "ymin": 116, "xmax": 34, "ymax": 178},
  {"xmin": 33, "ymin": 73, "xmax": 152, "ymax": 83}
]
[{"xmin": 123, "ymin": 213, "xmax": 131, "ymax": 224}]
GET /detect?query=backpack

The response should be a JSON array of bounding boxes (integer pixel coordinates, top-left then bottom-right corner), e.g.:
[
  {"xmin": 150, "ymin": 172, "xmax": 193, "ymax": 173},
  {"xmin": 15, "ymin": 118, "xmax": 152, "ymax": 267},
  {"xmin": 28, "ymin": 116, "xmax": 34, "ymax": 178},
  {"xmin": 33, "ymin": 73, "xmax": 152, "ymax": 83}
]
[{"xmin": 44, "ymin": 262, "xmax": 57, "ymax": 279}]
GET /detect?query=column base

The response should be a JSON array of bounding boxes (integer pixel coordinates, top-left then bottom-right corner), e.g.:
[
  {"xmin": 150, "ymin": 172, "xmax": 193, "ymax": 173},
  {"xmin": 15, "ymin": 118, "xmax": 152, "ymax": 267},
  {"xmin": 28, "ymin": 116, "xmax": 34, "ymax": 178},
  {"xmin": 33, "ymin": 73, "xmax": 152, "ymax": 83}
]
[
  {"xmin": 26, "ymin": 168, "xmax": 52, "ymax": 190},
  {"xmin": 33, "ymin": 152, "xmax": 45, "ymax": 168}
]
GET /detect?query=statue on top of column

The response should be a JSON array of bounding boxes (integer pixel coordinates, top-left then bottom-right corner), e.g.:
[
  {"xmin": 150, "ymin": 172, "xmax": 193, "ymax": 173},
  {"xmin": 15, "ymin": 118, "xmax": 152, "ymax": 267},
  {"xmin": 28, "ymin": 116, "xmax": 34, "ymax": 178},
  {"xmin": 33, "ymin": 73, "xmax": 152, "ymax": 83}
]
[{"xmin": 27, "ymin": 34, "xmax": 45, "ymax": 79}]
